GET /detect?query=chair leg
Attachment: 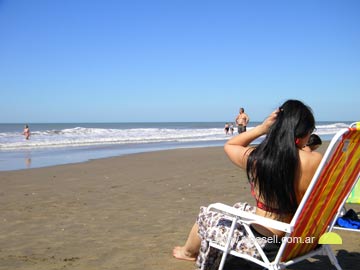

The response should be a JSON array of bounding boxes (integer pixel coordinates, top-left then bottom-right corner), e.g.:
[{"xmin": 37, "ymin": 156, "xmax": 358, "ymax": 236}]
[
  {"xmin": 324, "ymin": 245, "xmax": 342, "ymax": 270},
  {"xmin": 217, "ymin": 217, "xmax": 238, "ymax": 270}
]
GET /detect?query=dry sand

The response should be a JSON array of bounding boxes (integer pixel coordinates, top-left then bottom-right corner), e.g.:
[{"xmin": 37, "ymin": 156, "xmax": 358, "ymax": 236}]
[{"xmin": 0, "ymin": 144, "xmax": 359, "ymax": 270}]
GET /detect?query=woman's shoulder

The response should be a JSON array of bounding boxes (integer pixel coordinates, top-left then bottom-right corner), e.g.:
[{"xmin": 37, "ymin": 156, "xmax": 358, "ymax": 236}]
[
  {"xmin": 296, "ymin": 150, "xmax": 323, "ymax": 199},
  {"xmin": 299, "ymin": 148, "xmax": 322, "ymax": 158},
  {"xmin": 300, "ymin": 150, "xmax": 323, "ymax": 170}
]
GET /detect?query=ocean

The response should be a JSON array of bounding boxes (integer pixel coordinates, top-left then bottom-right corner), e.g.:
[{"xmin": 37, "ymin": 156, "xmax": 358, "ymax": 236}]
[{"xmin": 0, "ymin": 121, "xmax": 353, "ymax": 171}]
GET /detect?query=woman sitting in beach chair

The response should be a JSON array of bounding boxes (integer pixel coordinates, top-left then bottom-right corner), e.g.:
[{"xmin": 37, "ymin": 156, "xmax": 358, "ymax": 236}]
[{"xmin": 173, "ymin": 99, "xmax": 323, "ymax": 269}]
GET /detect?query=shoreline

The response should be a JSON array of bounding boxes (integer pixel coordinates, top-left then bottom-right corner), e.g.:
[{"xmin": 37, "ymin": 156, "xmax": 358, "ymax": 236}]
[
  {"xmin": 0, "ymin": 140, "xmax": 227, "ymax": 172},
  {"xmin": 1, "ymin": 120, "xmax": 351, "ymax": 172},
  {"xmin": 0, "ymin": 138, "xmax": 335, "ymax": 172},
  {"xmin": 1, "ymin": 144, "xmax": 359, "ymax": 270}
]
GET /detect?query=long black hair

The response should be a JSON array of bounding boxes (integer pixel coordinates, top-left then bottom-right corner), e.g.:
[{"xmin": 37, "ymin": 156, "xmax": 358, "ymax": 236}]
[{"xmin": 246, "ymin": 100, "xmax": 315, "ymax": 216}]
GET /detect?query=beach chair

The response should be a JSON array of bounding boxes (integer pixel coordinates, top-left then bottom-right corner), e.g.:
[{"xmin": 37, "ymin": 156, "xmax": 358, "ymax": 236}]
[
  {"xmin": 345, "ymin": 180, "xmax": 360, "ymax": 204},
  {"xmin": 207, "ymin": 122, "xmax": 360, "ymax": 270},
  {"xmin": 334, "ymin": 122, "xmax": 360, "ymax": 232}
]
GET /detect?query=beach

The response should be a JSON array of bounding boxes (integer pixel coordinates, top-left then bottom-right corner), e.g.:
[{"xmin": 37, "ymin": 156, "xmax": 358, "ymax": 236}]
[{"xmin": 0, "ymin": 144, "xmax": 359, "ymax": 270}]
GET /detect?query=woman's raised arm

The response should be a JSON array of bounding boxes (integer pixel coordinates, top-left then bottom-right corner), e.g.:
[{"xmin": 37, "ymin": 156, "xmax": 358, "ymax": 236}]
[{"xmin": 224, "ymin": 109, "xmax": 279, "ymax": 169}]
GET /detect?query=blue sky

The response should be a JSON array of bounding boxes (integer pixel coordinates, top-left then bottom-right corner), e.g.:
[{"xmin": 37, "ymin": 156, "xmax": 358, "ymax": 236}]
[{"xmin": 0, "ymin": 0, "xmax": 359, "ymax": 123}]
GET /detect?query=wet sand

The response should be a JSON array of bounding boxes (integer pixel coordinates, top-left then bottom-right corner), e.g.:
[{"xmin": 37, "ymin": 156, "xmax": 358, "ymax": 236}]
[{"xmin": 0, "ymin": 143, "xmax": 359, "ymax": 270}]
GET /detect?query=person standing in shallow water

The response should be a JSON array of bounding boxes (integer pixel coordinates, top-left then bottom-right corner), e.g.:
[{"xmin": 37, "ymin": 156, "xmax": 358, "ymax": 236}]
[
  {"xmin": 229, "ymin": 123, "xmax": 234, "ymax": 135},
  {"xmin": 23, "ymin": 124, "xmax": 30, "ymax": 140},
  {"xmin": 224, "ymin": 123, "xmax": 230, "ymax": 135},
  {"xmin": 235, "ymin": 107, "xmax": 249, "ymax": 134}
]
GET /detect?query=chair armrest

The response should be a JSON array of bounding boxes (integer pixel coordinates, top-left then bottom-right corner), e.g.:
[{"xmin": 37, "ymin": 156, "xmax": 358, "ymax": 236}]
[{"xmin": 208, "ymin": 203, "xmax": 294, "ymax": 233}]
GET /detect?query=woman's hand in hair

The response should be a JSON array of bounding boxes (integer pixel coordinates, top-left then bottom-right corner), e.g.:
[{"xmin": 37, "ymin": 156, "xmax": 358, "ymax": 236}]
[
  {"xmin": 224, "ymin": 109, "xmax": 278, "ymax": 169},
  {"xmin": 259, "ymin": 109, "xmax": 279, "ymax": 134}
]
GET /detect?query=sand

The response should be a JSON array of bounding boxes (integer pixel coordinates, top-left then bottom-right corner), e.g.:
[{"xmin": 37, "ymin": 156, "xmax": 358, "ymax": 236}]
[{"xmin": 0, "ymin": 144, "xmax": 359, "ymax": 270}]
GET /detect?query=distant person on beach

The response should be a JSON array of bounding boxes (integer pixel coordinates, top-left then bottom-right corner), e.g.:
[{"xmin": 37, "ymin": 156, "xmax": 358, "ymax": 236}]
[
  {"xmin": 229, "ymin": 123, "xmax": 234, "ymax": 135},
  {"xmin": 23, "ymin": 124, "xmax": 30, "ymax": 140},
  {"xmin": 173, "ymin": 100, "xmax": 322, "ymax": 269},
  {"xmin": 303, "ymin": 134, "xmax": 322, "ymax": 152},
  {"xmin": 235, "ymin": 107, "xmax": 249, "ymax": 134},
  {"xmin": 224, "ymin": 123, "xmax": 230, "ymax": 135}
]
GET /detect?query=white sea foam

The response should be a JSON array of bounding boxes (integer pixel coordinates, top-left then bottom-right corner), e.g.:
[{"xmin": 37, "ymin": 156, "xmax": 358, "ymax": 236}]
[
  {"xmin": 312, "ymin": 122, "xmax": 350, "ymax": 135},
  {"xmin": 0, "ymin": 127, "xmax": 226, "ymax": 150},
  {"xmin": 0, "ymin": 122, "xmax": 353, "ymax": 151}
]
